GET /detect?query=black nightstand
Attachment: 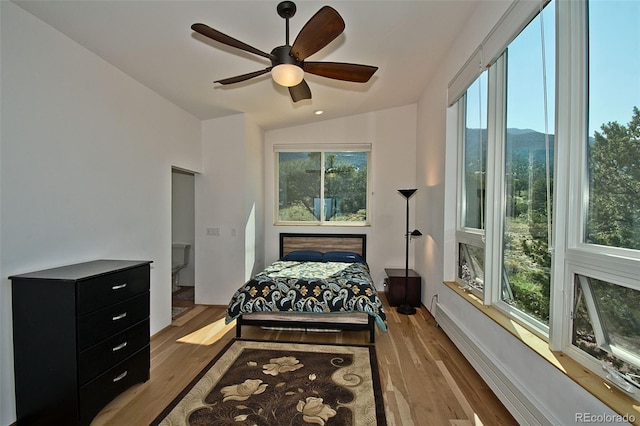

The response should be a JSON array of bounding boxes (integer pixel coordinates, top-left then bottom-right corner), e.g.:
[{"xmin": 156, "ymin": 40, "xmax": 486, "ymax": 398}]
[{"xmin": 384, "ymin": 268, "xmax": 421, "ymax": 307}]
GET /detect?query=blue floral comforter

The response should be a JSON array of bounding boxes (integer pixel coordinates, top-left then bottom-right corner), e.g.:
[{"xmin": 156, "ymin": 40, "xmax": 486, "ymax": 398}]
[{"xmin": 226, "ymin": 260, "xmax": 387, "ymax": 331}]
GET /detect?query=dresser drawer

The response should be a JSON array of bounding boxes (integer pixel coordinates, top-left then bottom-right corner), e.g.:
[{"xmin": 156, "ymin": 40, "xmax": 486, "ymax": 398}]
[
  {"xmin": 78, "ymin": 319, "xmax": 149, "ymax": 385},
  {"xmin": 79, "ymin": 346, "xmax": 150, "ymax": 425},
  {"xmin": 77, "ymin": 265, "xmax": 150, "ymax": 315},
  {"xmin": 78, "ymin": 292, "xmax": 149, "ymax": 350}
]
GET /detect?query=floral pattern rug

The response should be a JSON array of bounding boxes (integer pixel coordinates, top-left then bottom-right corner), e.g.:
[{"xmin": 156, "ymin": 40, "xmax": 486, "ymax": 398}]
[{"xmin": 151, "ymin": 339, "xmax": 386, "ymax": 426}]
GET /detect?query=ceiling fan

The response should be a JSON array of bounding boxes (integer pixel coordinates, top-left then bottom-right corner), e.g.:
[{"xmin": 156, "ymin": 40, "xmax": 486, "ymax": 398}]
[{"xmin": 191, "ymin": 1, "xmax": 378, "ymax": 102}]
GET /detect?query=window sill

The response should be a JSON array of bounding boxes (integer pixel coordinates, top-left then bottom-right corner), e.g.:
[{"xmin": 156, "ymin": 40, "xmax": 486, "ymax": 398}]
[
  {"xmin": 274, "ymin": 222, "xmax": 371, "ymax": 227},
  {"xmin": 442, "ymin": 281, "xmax": 640, "ymax": 424}
]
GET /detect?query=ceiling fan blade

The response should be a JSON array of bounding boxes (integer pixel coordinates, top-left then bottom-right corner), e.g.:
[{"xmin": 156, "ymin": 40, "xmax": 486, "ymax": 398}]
[
  {"xmin": 303, "ymin": 62, "xmax": 378, "ymax": 83},
  {"xmin": 289, "ymin": 80, "xmax": 312, "ymax": 102},
  {"xmin": 191, "ymin": 23, "xmax": 275, "ymax": 60},
  {"xmin": 290, "ymin": 6, "xmax": 345, "ymax": 61},
  {"xmin": 214, "ymin": 68, "xmax": 271, "ymax": 85}
]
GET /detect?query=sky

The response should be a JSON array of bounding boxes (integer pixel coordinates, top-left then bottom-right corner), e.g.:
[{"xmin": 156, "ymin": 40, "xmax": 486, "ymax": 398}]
[
  {"xmin": 505, "ymin": 1, "xmax": 555, "ymax": 135},
  {"xmin": 588, "ymin": 0, "xmax": 639, "ymax": 136},
  {"xmin": 466, "ymin": 0, "xmax": 639, "ymax": 137}
]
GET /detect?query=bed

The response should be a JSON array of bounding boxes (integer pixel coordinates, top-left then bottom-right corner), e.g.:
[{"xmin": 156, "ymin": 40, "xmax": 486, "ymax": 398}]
[{"xmin": 226, "ymin": 233, "xmax": 387, "ymax": 343}]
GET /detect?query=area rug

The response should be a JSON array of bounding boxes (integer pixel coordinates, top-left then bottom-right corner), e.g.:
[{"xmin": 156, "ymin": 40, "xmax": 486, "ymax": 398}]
[{"xmin": 151, "ymin": 339, "xmax": 386, "ymax": 426}]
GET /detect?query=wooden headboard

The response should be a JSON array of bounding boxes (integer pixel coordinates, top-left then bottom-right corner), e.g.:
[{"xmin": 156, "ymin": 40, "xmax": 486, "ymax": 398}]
[{"xmin": 279, "ymin": 233, "xmax": 367, "ymax": 260}]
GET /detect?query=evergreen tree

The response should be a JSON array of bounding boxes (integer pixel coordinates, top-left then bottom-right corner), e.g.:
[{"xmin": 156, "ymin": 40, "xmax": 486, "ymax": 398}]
[{"xmin": 587, "ymin": 107, "xmax": 640, "ymax": 249}]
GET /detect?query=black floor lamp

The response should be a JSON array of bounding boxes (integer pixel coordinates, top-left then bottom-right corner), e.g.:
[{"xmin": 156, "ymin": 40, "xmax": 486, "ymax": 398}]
[{"xmin": 397, "ymin": 189, "xmax": 421, "ymax": 315}]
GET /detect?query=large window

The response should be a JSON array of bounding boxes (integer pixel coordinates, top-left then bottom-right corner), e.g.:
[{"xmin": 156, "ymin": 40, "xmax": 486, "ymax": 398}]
[
  {"xmin": 565, "ymin": 0, "xmax": 640, "ymax": 391},
  {"xmin": 457, "ymin": 73, "xmax": 487, "ymax": 295},
  {"xmin": 501, "ymin": 5, "xmax": 555, "ymax": 327},
  {"xmin": 453, "ymin": 0, "xmax": 640, "ymax": 403},
  {"xmin": 276, "ymin": 147, "xmax": 370, "ymax": 225},
  {"xmin": 455, "ymin": 0, "xmax": 555, "ymax": 333}
]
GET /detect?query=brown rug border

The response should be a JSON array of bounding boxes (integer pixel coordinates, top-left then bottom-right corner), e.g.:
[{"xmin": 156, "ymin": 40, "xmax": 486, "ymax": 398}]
[{"xmin": 150, "ymin": 338, "xmax": 386, "ymax": 425}]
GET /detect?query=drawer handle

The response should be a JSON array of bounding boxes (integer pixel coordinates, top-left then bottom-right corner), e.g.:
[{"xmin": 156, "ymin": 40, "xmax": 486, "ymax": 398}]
[
  {"xmin": 112, "ymin": 341, "xmax": 128, "ymax": 352},
  {"xmin": 112, "ymin": 283, "xmax": 127, "ymax": 290},
  {"xmin": 112, "ymin": 312, "xmax": 127, "ymax": 321},
  {"xmin": 113, "ymin": 371, "xmax": 128, "ymax": 382}
]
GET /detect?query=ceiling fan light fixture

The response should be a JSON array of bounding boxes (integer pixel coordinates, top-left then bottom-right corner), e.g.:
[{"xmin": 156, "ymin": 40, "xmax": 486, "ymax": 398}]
[
  {"xmin": 271, "ymin": 64, "xmax": 304, "ymax": 87},
  {"xmin": 192, "ymin": 2, "xmax": 377, "ymax": 102}
]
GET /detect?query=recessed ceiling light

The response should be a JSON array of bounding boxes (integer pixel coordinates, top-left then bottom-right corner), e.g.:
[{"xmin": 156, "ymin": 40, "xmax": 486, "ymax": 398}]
[{"xmin": 314, "ymin": 110, "xmax": 324, "ymax": 115}]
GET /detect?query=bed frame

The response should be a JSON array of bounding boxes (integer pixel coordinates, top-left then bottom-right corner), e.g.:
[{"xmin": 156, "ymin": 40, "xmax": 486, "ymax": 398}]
[
  {"xmin": 235, "ymin": 233, "xmax": 378, "ymax": 343},
  {"xmin": 279, "ymin": 233, "xmax": 367, "ymax": 260}
]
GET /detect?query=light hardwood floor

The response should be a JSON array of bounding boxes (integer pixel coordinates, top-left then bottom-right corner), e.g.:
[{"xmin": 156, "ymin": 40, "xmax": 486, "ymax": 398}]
[{"xmin": 92, "ymin": 296, "xmax": 518, "ymax": 425}]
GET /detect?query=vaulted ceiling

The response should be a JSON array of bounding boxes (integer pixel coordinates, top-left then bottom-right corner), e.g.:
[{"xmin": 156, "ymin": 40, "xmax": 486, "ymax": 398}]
[{"xmin": 13, "ymin": 0, "xmax": 478, "ymax": 130}]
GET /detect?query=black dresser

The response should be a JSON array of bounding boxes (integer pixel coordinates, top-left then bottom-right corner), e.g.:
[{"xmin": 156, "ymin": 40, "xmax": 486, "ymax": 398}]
[{"xmin": 10, "ymin": 259, "xmax": 152, "ymax": 425}]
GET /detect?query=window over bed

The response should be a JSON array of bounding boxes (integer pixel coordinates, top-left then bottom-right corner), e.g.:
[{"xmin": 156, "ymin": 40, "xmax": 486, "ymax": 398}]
[{"xmin": 275, "ymin": 144, "xmax": 371, "ymax": 225}]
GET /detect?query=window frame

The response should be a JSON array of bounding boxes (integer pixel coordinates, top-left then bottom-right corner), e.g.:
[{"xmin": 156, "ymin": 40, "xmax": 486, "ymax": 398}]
[
  {"xmin": 564, "ymin": 262, "xmax": 640, "ymax": 381},
  {"xmin": 559, "ymin": 0, "xmax": 640, "ymax": 376},
  {"xmin": 456, "ymin": 5, "xmax": 556, "ymax": 341},
  {"xmin": 274, "ymin": 144, "xmax": 371, "ymax": 226},
  {"xmin": 493, "ymin": 27, "xmax": 555, "ymax": 338},
  {"xmin": 453, "ymin": 0, "xmax": 640, "ymax": 394},
  {"xmin": 455, "ymin": 85, "xmax": 488, "ymax": 298}
]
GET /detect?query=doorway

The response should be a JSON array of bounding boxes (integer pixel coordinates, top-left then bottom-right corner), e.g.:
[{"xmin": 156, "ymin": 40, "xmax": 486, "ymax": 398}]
[{"xmin": 171, "ymin": 168, "xmax": 195, "ymax": 318}]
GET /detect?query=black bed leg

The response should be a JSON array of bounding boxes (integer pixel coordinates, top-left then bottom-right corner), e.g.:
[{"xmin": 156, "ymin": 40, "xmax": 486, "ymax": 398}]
[
  {"xmin": 236, "ymin": 317, "xmax": 242, "ymax": 338},
  {"xmin": 369, "ymin": 317, "xmax": 375, "ymax": 343}
]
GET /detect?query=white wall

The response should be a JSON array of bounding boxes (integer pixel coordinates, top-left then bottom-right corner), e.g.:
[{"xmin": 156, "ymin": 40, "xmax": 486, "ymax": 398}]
[
  {"xmin": 0, "ymin": 3, "xmax": 202, "ymax": 424},
  {"xmin": 245, "ymin": 119, "xmax": 265, "ymax": 280},
  {"xmin": 263, "ymin": 105, "xmax": 418, "ymax": 289},
  {"xmin": 414, "ymin": 69, "xmax": 452, "ymax": 313},
  {"xmin": 195, "ymin": 114, "xmax": 264, "ymax": 305},
  {"xmin": 414, "ymin": 0, "xmax": 620, "ymax": 423}
]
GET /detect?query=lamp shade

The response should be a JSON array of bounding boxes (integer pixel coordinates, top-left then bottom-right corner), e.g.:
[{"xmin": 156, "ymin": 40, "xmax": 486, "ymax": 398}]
[
  {"xmin": 271, "ymin": 64, "xmax": 304, "ymax": 87},
  {"xmin": 398, "ymin": 189, "xmax": 417, "ymax": 199}
]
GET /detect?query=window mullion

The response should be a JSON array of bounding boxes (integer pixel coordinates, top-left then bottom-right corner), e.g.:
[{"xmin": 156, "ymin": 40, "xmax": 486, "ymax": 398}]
[
  {"xmin": 484, "ymin": 55, "xmax": 507, "ymax": 306},
  {"xmin": 457, "ymin": 96, "xmax": 467, "ymax": 231},
  {"xmin": 565, "ymin": 1, "xmax": 589, "ymax": 252},
  {"xmin": 320, "ymin": 153, "xmax": 326, "ymax": 223},
  {"xmin": 551, "ymin": 0, "xmax": 587, "ymax": 351}
]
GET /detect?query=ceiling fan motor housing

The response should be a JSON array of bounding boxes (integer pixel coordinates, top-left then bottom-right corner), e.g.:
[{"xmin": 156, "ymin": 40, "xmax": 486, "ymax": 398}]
[{"xmin": 271, "ymin": 45, "xmax": 303, "ymax": 68}]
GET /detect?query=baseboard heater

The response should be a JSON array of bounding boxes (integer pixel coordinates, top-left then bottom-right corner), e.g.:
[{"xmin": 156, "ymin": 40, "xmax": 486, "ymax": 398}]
[{"xmin": 434, "ymin": 302, "xmax": 557, "ymax": 426}]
